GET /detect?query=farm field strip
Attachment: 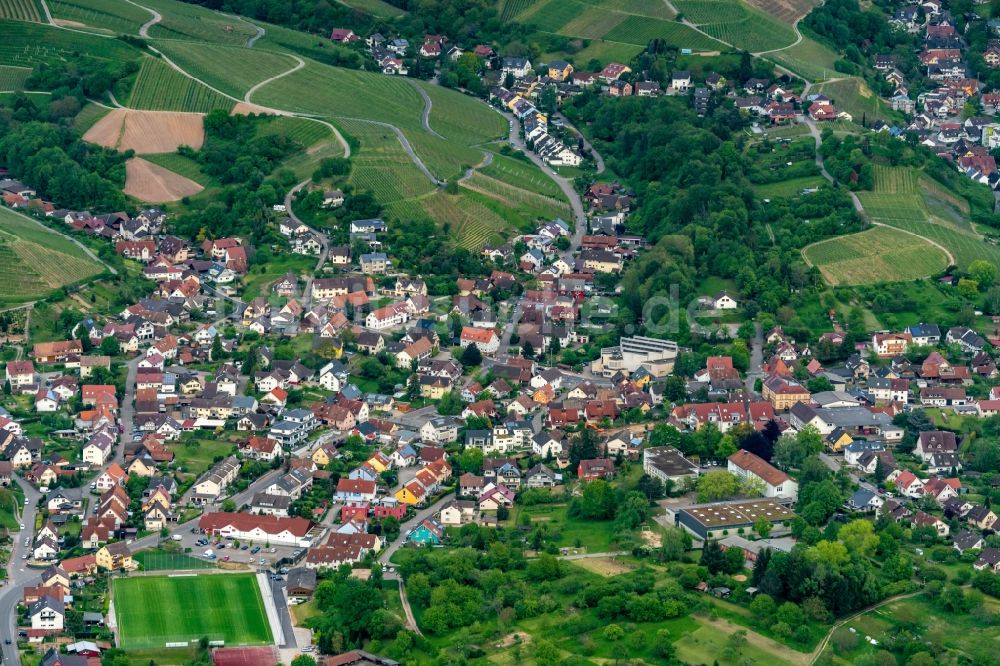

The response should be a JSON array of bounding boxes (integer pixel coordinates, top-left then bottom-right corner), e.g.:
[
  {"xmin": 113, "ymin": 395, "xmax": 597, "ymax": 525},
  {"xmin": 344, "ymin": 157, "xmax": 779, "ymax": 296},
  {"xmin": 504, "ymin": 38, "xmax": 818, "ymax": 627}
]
[
  {"xmin": 128, "ymin": 57, "xmax": 234, "ymax": 113},
  {"xmin": 673, "ymin": 0, "xmax": 797, "ymax": 52},
  {"xmin": 767, "ymin": 35, "xmax": 839, "ymax": 81},
  {"xmin": 0, "ymin": 21, "xmax": 139, "ymax": 67},
  {"xmin": 603, "ymin": 15, "xmax": 727, "ymax": 50},
  {"xmin": 483, "ymin": 152, "xmax": 567, "ymax": 200},
  {"xmin": 339, "ymin": 0, "xmax": 406, "ymax": 17},
  {"xmin": 500, "ymin": 0, "xmax": 539, "ymax": 22},
  {"xmin": 0, "ymin": 0, "xmax": 40, "ymax": 22},
  {"xmin": 414, "ymin": 81, "xmax": 506, "ymax": 145},
  {"xmin": 338, "ymin": 119, "xmax": 436, "ymax": 202},
  {"xmin": 872, "ymin": 165, "xmax": 917, "ymax": 193},
  {"xmin": 0, "ymin": 64, "xmax": 29, "ymax": 90},
  {"xmin": 421, "ymin": 191, "xmax": 511, "ymax": 250},
  {"xmin": 141, "ymin": 0, "xmax": 258, "ymax": 45},
  {"xmin": 463, "ymin": 172, "xmax": 572, "ymax": 219},
  {"xmin": 50, "ymin": 0, "xmax": 149, "ymax": 34},
  {"xmin": 152, "ymin": 41, "xmax": 297, "ymax": 99}
]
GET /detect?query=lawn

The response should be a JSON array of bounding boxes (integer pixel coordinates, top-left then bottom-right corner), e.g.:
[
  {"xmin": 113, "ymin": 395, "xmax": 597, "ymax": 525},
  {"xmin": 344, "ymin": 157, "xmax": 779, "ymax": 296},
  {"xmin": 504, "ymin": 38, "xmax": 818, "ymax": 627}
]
[
  {"xmin": 505, "ymin": 503, "xmax": 616, "ymax": 553},
  {"xmin": 113, "ymin": 573, "xmax": 273, "ymax": 649},
  {"xmin": 171, "ymin": 437, "xmax": 236, "ymax": 476},
  {"xmin": 134, "ymin": 549, "xmax": 217, "ymax": 572},
  {"xmin": 803, "ymin": 225, "xmax": 949, "ymax": 286},
  {"xmin": 754, "ymin": 176, "xmax": 827, "ymax": 199},
  {"xmin": 241, "ymin": 253, "xmax": 316, "ymax": 301},
  {"xmin": 0, "ymin": 484, "xmax": 24, "ymax": 530},
  {"xmin": 0, "ymin": 206, "xmax": 105, "ymax": 303},
  {"xmin": 814, "ymin": 78, "xmax": 901, "ymax": 125}
]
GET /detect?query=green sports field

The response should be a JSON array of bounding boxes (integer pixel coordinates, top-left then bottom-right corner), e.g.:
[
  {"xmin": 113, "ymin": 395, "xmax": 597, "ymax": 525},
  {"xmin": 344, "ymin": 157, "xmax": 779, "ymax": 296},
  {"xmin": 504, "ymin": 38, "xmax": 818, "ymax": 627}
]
[{"xmin": 113, "ymin": 573, "xmax": 274, "ymax": 649}]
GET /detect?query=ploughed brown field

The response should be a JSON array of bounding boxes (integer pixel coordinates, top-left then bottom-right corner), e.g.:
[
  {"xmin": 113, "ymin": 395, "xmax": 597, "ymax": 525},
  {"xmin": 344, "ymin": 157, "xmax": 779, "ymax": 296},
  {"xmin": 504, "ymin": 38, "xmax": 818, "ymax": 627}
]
[
  {"xmin": 83, "ymin": 108, "xmax": 205, "ymax": 153},
  {"xmin": 124, "ymin": 157, "xmax": 203, "ymax": 202}
]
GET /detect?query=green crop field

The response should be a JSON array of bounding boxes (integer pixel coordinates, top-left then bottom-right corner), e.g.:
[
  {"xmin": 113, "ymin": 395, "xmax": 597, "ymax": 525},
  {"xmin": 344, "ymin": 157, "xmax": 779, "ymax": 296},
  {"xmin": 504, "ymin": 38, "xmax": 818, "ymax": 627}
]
[
  {"xmin": 142, "ymin": 152, "xmax": 214, "ymax": 186},
  {"xmin": 872, "ymin": 164, "xmax": 917, "ymax": 193},
  {"xmin": 421, "ymin": 191, "xmax": 513, "ymax": 249},
  {"xmin": 482, "ymin": 151, "xmax": 566, "ymax": 199},
  {"xmin": 249, "ymin": 61, "xmax": 424, "ymax": 130},
  {"xmin": 340, "ymin": 0, "xmax": 406, "ymax": 17},
  {"xmin": 338, "ymin": 118, "xmax": 437, "ymax": 203},
  {"xmin": 0, "ymin": 64, "xmax": 29, "ymax": 90},
  {"xmin": 142, "ymin": 0, "xmax": 257, "ymax": 45},
  {"xmin": 414, "ymin": 82, "xmax": 506, "ymax": 146},
  {"xmin": 154, "ymin": 41, "xmax": 297, "ymax": 99},
  {"xmin": 128, "ymin": 57, "xmax": 233, "ymax": 113},
  {"xmin": 250, "ymin": 21, "xmax": 359, "ymax": 65},
  {"xmin": 257, "ymin": 116, "xmax": 331, "ymax": 147},
  {"xmin": 500, "ymin": 0, "xmax": 538, "ymax": 22},
  {"xmin": 0, "ymin": 207, "xmax": 103, "ymax": 303},
  {"xmin": 464, "ymin": 172, "xmax": 572, "ymax": 220},
  {"xmin": 576, "ymin": 0, "xmax": 675, "ymax": 18},
  {"xmin": 767, "ymin": 32, "xmax": 839, "ymax": 81},
  {"xmin": 675, "ymin": 0, "xmax": 797, "ymax": 52},
  {"xmin": 72, "ymin": 102, "xmax": 112, "ymax": 132},
  {"xmin": 49, "ymin": 0, "xmax": 150, "ymax": 34},
  {"xmin": 113, "ymin": 573, "xmax": 273, "ymax": 649},
  {"xmin": 0, "ymin": 0, "xmax": 40, "ymax": 22},
  {"xmin": 603, "ymin": 16, "xmax": 727, "ymax": 51},
  {"xmin": 804, "ymin": 225, "xmax": 949, "ymax": 286},
  {"xmin": 0, "ymin": 21, "xmax": 140, "ymax": 67}
]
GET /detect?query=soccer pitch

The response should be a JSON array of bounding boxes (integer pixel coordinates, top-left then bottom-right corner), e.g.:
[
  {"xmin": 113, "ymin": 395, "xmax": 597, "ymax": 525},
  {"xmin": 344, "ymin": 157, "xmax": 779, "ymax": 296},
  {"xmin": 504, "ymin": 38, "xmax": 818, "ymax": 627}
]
[{"xmin": 113, "ymin": 573, "xmax": 274, "ymax": 649}]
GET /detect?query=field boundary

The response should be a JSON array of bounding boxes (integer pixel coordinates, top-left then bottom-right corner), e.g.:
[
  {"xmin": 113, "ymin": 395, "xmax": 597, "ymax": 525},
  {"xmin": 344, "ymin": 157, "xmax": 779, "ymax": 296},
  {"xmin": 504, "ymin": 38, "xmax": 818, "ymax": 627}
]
[{"xmin": 0, "ymin": 204, "xmax": 116, "ymax": 275}]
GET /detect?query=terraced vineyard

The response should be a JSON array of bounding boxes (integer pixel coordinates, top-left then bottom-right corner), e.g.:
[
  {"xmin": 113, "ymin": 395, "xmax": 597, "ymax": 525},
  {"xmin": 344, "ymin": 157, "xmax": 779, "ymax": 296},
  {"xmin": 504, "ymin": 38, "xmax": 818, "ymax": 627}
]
[
  {"xmin": 257, "ymin": 116, "xmax": 332, "ymax": 147},
  {"xmin": 250, "ymin": 62, "xmax": 425, "ymax": 130},
  {"xmin": 514, "ymin": 0, "xmax": 722, "ymax": 51},
  {"xmin": 858, "ymin": 166, "xmax": 1000, "ymax": 270},
  {"xmin": 155, "ymin": 41, "xmax": 297, "ymax": 99},
  {"xmin": 0, "ymin": 21, "xmax": 139, "ymax": 67},
  {"xmin": 415, "ymin": 81, "xmax": 507, "ymax": 146},
  {"xmin": 674, "ymin": 0, "xmax": 797, "ymax": 52},
  {"xmin": 0, "ymin": 0, "xmax": 40, "ymax": 22},
  {"xmin": 463, "ymin": 172, "xmax": 572, "ymax": 221},
  {"xmin": 0, "ymin": 207, "xmax": 103, "ymax": 302},
  {"xmin": 142, "ymin": 0, "xmax": 258, "ymax": 45},
  {"xmin": 603, "ymin": 16, "xmax": 726, "ymax": 50},
  {"xmin": 421, "ymin": 191, "xmax": 512, "ymax": 250},
  {"xmin": 50, "ymin": 0, "xmax": 150, "ymax": 34},
  {"xmin": 804, "ymin": 226, "xmax": 949, "ymax": 286},
  {"xmin": 128, "ymin": 57, "xmax": 233, "ymax": 113},
  {"xmin": 338, "ymin": 118, "xmax": 436, "ymax": 203},
  {"xmin": 0, "ymin": 64, "xmax": 29, "ymax": 90},
  {"xmin": 483, "ymin": 152, "xmax": 568, "ymax": 200},
  {"xmin": 340, "ymin": 0, "xmax": 406, "ymax": 17},
  {"xmin": 500, "ymin": 0, "xmax": 538, "ymax": 22}
]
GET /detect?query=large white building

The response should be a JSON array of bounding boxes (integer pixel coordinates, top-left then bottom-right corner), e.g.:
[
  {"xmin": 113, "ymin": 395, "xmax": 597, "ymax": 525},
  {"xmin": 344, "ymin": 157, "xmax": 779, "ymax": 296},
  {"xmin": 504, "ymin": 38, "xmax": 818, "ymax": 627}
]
[
  {"xmin": 727, "ymin": 449, "xmax": 798, "ymax": 500},
  {"xmin": 198, "ymin": 512, "xmax": 316, "ymax": 547},
  {"xmin": 592, "ymin": 336, "xmax": 678, "ymax": 378}
]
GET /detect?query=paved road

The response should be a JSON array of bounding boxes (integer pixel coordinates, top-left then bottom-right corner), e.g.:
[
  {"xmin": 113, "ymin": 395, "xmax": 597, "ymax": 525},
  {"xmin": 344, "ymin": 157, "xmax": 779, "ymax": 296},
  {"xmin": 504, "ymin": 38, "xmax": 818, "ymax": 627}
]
[
  {"xmin": 556, "ymin": 112, "xmax": 605, "ymax": 175},
  {"xmin": 408, "ymin": 80, "xmax": 444, "ymax": 140},
  {"xmin": 244, "ymin": 54, "xmax": 305, "ymax": 104},
  {"xmin": 378, "ymin": 492, "xmax": 452, "ymax": 565},
  {"xmin": 123, "ymin": 0, "xmax": 160, "ymax": 38},
  {"xmin": 284, "ymin": 178, "xmax": 331, "ymax": 308},
  {"xmin": 115, "ymin": 356, "xmax": 142, "ymax": 464},
  {"xmin": 745, "ymin": 322, "xmax": 763, "ymax": 392},
  {"xmin": 505, "ymin": 113, "xmax": 586, "ymax": 262},
  {"xmin": 0, "ymin": 480, "xmax": 42, "ymax": 666}
]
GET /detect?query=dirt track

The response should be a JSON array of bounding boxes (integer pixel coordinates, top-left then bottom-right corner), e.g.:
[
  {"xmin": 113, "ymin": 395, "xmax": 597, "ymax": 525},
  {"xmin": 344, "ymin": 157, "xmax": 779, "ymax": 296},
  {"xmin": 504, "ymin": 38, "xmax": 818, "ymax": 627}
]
[
  {"xmin": 83, "ymin": 108, "xmax": 205, "ymax": 153},
  {"xmin": 124, "ymin": 157, "xmax": 203, "ymax": 202}
]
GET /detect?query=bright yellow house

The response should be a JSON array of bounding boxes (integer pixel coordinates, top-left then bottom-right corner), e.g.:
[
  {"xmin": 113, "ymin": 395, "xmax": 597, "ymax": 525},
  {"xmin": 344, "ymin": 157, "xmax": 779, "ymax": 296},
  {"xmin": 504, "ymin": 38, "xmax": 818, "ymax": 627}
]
[
  {"xmin": 395, "ymin": 481, "xmax": 427, "ymax": 505},
  {"xmin": 312, "ymin": 443, "xmax": 338, "ymax": 467},
  {"xmin": 547, "ymin": 59, "xmax": 574, "ymax": 81},
  {"xmin": 96, "ymin": 542, "xmax": 134, "ymax": 571},
  {"xmin": 366, "ymin": 452, "xmax": 391, "ymax": 474},
  {"xmin": 825, "ymin": 429, "xmax": 853, "ymax": 452}
]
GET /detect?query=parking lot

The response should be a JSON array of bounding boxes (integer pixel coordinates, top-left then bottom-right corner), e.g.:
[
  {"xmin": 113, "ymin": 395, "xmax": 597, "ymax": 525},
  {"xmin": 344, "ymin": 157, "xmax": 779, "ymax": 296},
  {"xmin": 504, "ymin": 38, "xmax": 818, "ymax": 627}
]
[{"xmin": 174, "ymin": 527, "xmax": 306, "ymax": 571}]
